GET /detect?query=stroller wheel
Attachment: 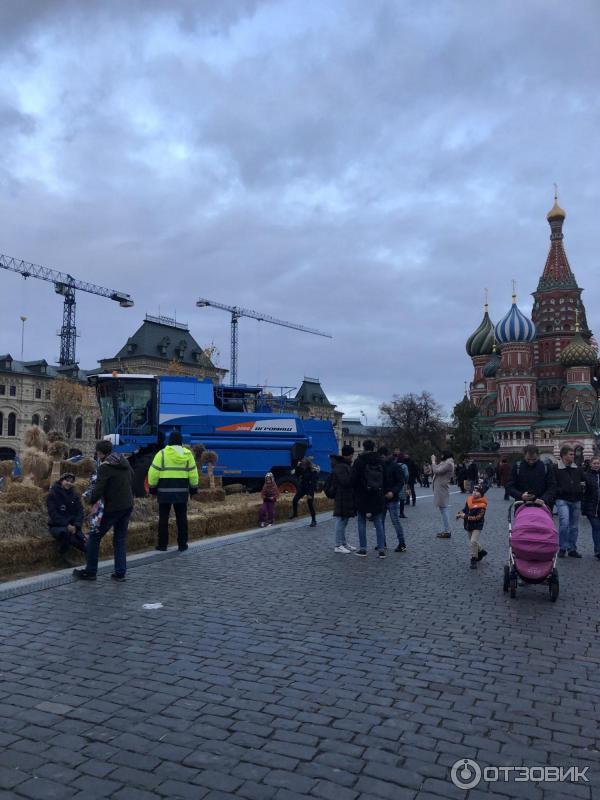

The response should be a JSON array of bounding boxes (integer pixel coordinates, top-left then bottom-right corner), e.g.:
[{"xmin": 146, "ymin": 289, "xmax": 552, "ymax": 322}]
[
  {"xmin": 509, "ymin": 575, "xmax": 517, "ymax": 598},
  {"xmin": 549, "ymin": 575, "xmax": 559, "ymax": 603},
  {"xmin": 503, "ymin": 565, "xmax": 510, "ymax": 593}
]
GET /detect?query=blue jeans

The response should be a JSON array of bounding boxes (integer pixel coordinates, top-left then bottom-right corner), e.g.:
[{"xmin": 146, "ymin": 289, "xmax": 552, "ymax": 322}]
[
  {"xmin": 383, "ymin": 500, "xmax": 405, "ymax": 545},
  {"xmin": 556, "ymin": 499, "xmax": 580, "ymax": 551},
  {"xmin": 589, "ymin": 516, "xmax": 600, "ymax": 555},
  {"xmin": 357, "ymin": 512, "xmax": 385, "ymax": 550},
  {"xmin": 439, "ymin": 506, "xmax": 451, "ymax": 533},
  {"xmin": 86, "ymin": 507, "xmax": 132, "ymax": 576},
  {"xmin": 335, "ymin": 517, "xmax": 350, "ymax": 547}
]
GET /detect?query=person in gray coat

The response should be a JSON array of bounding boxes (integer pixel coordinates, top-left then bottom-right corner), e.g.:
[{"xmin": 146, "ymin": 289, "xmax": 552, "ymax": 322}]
[{"xmin": 432, "ymin": 450, "xmax": 455, "ymax": 539}]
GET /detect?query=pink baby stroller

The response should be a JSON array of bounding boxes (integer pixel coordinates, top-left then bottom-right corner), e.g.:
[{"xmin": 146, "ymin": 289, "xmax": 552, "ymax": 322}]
[{"xmin": 503, "ymin": 502, "xmax": 559, "ymax": 601}]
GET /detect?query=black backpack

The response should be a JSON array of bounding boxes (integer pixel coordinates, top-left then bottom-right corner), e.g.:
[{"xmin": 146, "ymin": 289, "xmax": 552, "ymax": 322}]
[{"xmin": 364, "ymin": 461, "xmax": 384, "ymax": 493}]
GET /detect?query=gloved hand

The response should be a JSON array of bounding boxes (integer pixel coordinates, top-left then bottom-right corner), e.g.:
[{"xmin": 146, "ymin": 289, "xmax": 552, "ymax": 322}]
[
  {"xmin": 148, "ymin": 486, "xmax": 157, "ymax": 495},
  {"xmin": 189, "ymin": 487, "xmax": 198, "ymax": 496}
]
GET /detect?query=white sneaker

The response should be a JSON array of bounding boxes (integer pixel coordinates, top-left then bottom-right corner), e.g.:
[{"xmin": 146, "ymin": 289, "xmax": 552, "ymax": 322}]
[
  {"xmin": 345, "ymin": 544, "xmax": 357, "ymax": 551},
  {"xmin": 334, "ymin": 545, "xmax": 351, "ymax": 554},
  {"xmin": 267, "ymin": 523, "xmax": 272, "ymax": 527}
]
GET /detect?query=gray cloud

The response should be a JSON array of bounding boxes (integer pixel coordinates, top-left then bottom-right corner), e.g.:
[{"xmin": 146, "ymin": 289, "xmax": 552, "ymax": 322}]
[{"xmin": 1, "ymin": 0, "xmax": 599, "ymax": 421}]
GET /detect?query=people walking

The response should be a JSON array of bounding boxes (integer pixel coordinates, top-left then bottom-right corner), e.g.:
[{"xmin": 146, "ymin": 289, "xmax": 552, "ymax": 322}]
[
  {"xmin": 456, "ymin": 484, "xmax": 488, "ymax": 569},
  {"xmin": 432, "ymin": 450, "xmax": 455, "ymax": 538},
  {"xmin": 422, "ymin": 463, "xmax": 431, "ymax": 488},
  {"xmin": 506, "ymin": 445, "xmax": 556, "ymax": 508},
  {"xmin": 553, "ymin": 445, "xmax": 584, "ymax": 558},
  {"xmin": 290, "ymin": 458, "xmax": 319, "ymax": 527},
  {"xmin": 466, "ymin": 459, "xmax": 479, "ymax": 493},
  {"xmin": 404, "ymin": 454, "xmax": 419, "ymax": 506},
  {"xmin": 73, "ymin": 440, "xmax": 134, "ymax": 582},
  {"xmin": 498, "ymin": 457, "xmax": 511, "ymax": 500},
  {"xmin": 47, "ymin": 472, "xmax": 87, "ymax": 566},
  {"xmin": 148, "ymin": 431, "xmax": 199, "ymax": 552},
  {"xmin": 351, "ymin": 439, "xmax": 386, "ymax": 557},
  {"xmin": 583, "ymin": 456, "xmax": 600, "ymax": 560},
  {"xmin": 456, "ymin": 462, "xmax": 467, "ymax": 493},
  {"xmin": 379, "ymin": 446, "xmax": 407, "ymax": 553},
  {"xmin": 259, "ymin": 472, "xmax": 279, "ymax": 527},
  {"xmin": 329, "ymin": 445, "xmax": 357, "ymax": 553},
  {"xmin": 394, "ymin": 451, "xmax": 409, "ymax": 517}
]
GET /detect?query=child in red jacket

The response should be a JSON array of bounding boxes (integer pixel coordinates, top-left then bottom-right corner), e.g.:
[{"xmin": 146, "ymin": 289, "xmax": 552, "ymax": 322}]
[
  {"xmin": 259, "ymin": 473, "xmax": 280, "ymax": 527},
  {"xmin": 457, "ymin": 484, "xmax": 488, "ymax": 569}
]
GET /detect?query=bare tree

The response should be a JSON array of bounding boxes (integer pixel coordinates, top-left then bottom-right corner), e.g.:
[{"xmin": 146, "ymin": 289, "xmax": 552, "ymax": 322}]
[
  {"xmin": 379, "ymin": 391, "xmax": 448, "ymax": 464},
  {"xmin": 49, "ymin": 379, "xmax": 86, "ymax": 440}
]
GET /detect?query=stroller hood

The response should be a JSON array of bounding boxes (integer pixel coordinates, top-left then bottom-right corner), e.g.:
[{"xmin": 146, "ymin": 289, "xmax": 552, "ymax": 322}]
[{"xmin": 511, "ymin": 504, "xmax": 558, "ymax": 562}]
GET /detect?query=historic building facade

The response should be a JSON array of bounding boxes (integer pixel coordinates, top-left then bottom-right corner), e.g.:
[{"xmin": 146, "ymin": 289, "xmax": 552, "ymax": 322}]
[{"xmin": 466, "ymin": 197, "xmax": 600, "ymax": 461}]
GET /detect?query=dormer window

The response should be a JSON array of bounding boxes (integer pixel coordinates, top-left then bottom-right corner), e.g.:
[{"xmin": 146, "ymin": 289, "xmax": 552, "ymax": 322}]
[{"xmin": 158, "ymin": 337, "xmax": 170, "ymax": 356}]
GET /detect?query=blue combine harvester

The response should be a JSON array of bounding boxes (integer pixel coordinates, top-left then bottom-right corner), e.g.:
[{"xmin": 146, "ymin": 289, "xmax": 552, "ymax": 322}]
[{"xmin": 89, "ymin": 374, "xmax": 338, "ymax": 494}]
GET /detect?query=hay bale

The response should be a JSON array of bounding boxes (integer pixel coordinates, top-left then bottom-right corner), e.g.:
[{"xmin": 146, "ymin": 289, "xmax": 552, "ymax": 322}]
[
  {"xmin": 46, "ymin": 430, "xmax": 65, "ymax": 444},
  {"xmin": 191, "ymin": 443, "xmax": 205, "ymax": 461},
  {"xmin": 0, "ymin": 503, "xmax": 31, "ymax": 514},
  {"xmin": 190, "ymin": 488, "xmax": 226, "ymax": 503},
  {"xmin": 0, "ymin": 482, "xmax": 45, "ymax": 509},
  {"xmin": 48, "ymin": 441, "xmax": 68, "ymax": 460},
  {"xmin": 200, "ymin": 450, "xmax": 218, "ymax": 465},
  {"xmin": 24, "ymin": 426, "xmax": 47, "ymax": 452},
  {"xmin": 0, "ymin": 461, "xmax": 14, "ymax": 480},
  {"xmin": 74, "ymin": 457, "xmax": 96, "ymax": 478},
  {"xmin": 21, "ymin": 448, "xmax": 52, "ymax": 484},
  {"xmin": 224, "ymin": 483, "xmax": 245, "ymax": 495},
  {"xmin": 74, "ymin": 478, "xmax": 88, "ymax": 497}
]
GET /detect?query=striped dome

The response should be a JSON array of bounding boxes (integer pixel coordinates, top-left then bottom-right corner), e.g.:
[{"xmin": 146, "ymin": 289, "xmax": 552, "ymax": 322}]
[
  {"xmin": 466, "ymin": 309, "xmax": 495, "ymax": 357},
  {"xmin": 482, "ymin": 349, "xmax": 502, "ymax": 378},
  {"xmin": 494, "ymin": 302, "xmax": 535, "ymax": 344}
]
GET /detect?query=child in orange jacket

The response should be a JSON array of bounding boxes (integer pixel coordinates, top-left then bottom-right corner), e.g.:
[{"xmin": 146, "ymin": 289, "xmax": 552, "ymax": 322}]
[
  {"xmin": 457, "ymin": 484, "xmax": 488, "ymax": 569},
  {"xmin": 259, "ymin": 473, "xmax": 280, "ymax": 527}
]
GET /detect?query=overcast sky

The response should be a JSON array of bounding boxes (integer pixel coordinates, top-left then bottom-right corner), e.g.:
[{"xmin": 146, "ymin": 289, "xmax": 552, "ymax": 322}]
[{"xmin": 1, "ymin": 0, "xmax": 599, "ymax": 422}]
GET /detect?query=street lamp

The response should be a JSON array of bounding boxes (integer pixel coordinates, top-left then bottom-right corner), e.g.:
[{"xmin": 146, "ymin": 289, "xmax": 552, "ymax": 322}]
[{"xmin": 20, "ymin": 316, "xmax": 27, "ymax": 360}]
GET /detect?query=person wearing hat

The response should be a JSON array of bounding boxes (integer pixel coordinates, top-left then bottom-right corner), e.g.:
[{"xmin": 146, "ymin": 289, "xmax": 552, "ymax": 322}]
[
  {"xmin": 47, "ymin": 472, "xmax": 86, "ymax": 566},
  {"xmin": 147, "ymin": 431, "xmax": 199, "ymax": 551},
  {"xmin": 73, "ymin": 440, "xmax": 135, "ymax": 581}
]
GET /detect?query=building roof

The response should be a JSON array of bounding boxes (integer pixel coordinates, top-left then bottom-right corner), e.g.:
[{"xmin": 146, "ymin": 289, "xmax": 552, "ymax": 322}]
[
  {"xmin": 563, "ymin": 401, "xmax": 592, "ymax": 435},
  {"xmin": 0, "ymin": 354, "xmax": 90, "ymax": 381},
  {"xmin": 341, "ymin": 418, "xmax": 370, "ymax": 436},
  {"xmin": 108, "ymin": 314, "xmax": 216, "ymax": 369},
  {"xmin": 294, "ymin": 377, "xmax": 334, "ymax": 407}
]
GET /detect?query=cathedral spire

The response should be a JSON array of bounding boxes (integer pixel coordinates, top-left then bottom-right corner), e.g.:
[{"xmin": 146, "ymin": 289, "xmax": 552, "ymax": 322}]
[{"xmin": 538, "ymin": 191, "xmax": 576, "ymax": 290}]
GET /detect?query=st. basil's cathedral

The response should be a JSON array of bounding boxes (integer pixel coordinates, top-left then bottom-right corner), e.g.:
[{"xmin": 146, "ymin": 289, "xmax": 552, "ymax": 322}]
[{"xmin": 466, "ymin": 195, "xmax": 600, "ymax": 462}]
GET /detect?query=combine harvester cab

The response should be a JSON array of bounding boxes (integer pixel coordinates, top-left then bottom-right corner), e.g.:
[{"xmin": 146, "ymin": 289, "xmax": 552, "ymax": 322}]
[{"xmin": 90, "ymin": 374, "xmax": 338, "ymax": 494}]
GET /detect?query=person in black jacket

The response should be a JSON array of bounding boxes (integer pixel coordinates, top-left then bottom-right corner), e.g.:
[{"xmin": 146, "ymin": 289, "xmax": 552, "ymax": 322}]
[
  {"xmin": 47, "ymin": 473, "xmax": 86, "ymax": 565},
  {"xmin": 351, "ymin": 440, "xmax": 386, "ymax": 557},
  {"xmin": 554, "ymin": 445, "xmax": 584, "ymax": 558},
  {"xmin": 289, "ymin": 458, "xmax": 319, "ymax": 527},
  {"xmin": 506, "ymin": 445, "xmax": 556, "ymax": 507},
  {"xmin": 330, "ymin": 445, "xmax": 356, "ymax": 553},
  {"xmin": 379, "ymin": 446, "xmax": 406, "ymax": 552},
  {"xmin": 73, "ymin": 440, "xmax": 134, "ymax": 582},
  {"xmin": 403, "ymin": 455, "xmax": 419, "ymax": 506},
  {"xmin": 582, "ymin": 455, "xmax": 600, "ymax": 559}
]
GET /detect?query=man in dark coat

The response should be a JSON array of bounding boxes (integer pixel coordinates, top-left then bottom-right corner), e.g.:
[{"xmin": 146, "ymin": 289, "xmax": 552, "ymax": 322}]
[
  {"xmin": 403, "ymin": 455, "xmax": 419, "ymax": 506},
  {"xmin": 73, "ymin": 440, "xmax": 134, "ymax": 582},
  {"xmin": 554, "ymin": 444, "xmax": 584, "ymax": 558},
  {"xmin": 379, "ymin": 446, "xmax": 406, "ymax": 552},
  {"xmin": 47, "ymin": 472, "xmax": 86, "ymax": 565},
  {"xmin": 351, "ymin": 440, "xmax": 386, "ymax": 557},
  {"xmin": 289, "ymin": 458, "xmax": 319, "ymax": 527},
  {"xmin": 506, "ymin": 445, "xmax": 556, "ymax": 507},
  {"xmin": 498, "ymin": 458, "xmax": 511, "ymax": 500},
  {"xmin": 330, "ymin": 445, "xmax": 356, "ymax": 553}
]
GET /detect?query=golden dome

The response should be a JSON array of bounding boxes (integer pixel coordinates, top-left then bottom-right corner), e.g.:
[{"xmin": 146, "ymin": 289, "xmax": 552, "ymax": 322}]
[{"xmin": 547, "ymin": 199, "xmax": 566, "ymax": 220}]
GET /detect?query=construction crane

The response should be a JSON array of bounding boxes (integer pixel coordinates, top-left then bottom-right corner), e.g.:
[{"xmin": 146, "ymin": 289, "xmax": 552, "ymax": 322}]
[
  {"xmin": 196, "ymin": 297, "xmax": 332, "ymax": 385},
  {"xmin": 0, "ymin": 252, "xmax": 134, "ymax": 366}
]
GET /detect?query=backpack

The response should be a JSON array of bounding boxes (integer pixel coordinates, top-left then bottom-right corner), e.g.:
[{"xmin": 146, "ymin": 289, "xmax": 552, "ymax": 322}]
[
  {"xmin": 364, "ymin": 461, "xmax": 384, "ymax": 493},
  {"xmin": 323, "ymin": 472, "xmax": 336, "ymax": 499}
]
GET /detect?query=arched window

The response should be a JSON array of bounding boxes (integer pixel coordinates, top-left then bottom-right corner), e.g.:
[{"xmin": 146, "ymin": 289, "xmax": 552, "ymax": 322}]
[
  {"xmin": 35, "ymin": 387, "xmax": 42, "ymax": 399},
  {"xmin": 75, "ymin": 417, "xmax": 83, "ymax": 439},
  {"xmin": 43, "ymin": 415, "xmax": 52, "ymax": 433},
  {"xmin": 0, "ymin": 412, "xmax": 3, "ymax": 436},
  {"xmin": 95, "ymin": 419, "xmax": 102, "ymax": 439},
  {"xmin": 7, "ymin": 413, "xmax": 16, "ymax": 437},
  {"xmin": 31, "ymin": 414, "xmax": 40, "ymax": 427}
]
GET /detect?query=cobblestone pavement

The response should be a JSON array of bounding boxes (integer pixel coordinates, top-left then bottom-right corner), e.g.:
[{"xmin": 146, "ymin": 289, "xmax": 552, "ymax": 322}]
[{"xmin": 1, "ymin": 487, "xmax": 599, "ymax": 800}]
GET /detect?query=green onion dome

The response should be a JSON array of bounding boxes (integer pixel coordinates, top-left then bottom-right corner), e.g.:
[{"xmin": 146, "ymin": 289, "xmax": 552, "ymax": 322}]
[
  {"xmin": 560, "ymin": 332, "xmax": 597, "ymax": 368},
  {"xmin": 466, "ymin": 308, "xmax": 495, "ymax": 357}
]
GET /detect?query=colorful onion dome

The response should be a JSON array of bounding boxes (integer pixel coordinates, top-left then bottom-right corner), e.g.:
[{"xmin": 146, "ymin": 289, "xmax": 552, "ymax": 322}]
[
  {"xmin": 559, "ymin": 332, "xmax": 597, "ymax": 367},
  {"xmin": 482, "ymin": 348, "xmax": 501, "ymax": 378},
  {"xmin": 494, "ymin": 297, "xmax": 535, "ymax": 344},
  {"xmin": 466, "ymin": 307, "xmax": 495, "ymax": 357}
]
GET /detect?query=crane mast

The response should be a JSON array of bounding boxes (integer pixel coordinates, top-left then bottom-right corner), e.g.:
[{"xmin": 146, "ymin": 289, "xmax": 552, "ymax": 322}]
[
  {"xmin": 0, "ymin": 252, "xmax": 134, "ymax": 365},
  {"xmin": 196, "ymin": 297, "xmax": 332, "ymax": 385}
]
